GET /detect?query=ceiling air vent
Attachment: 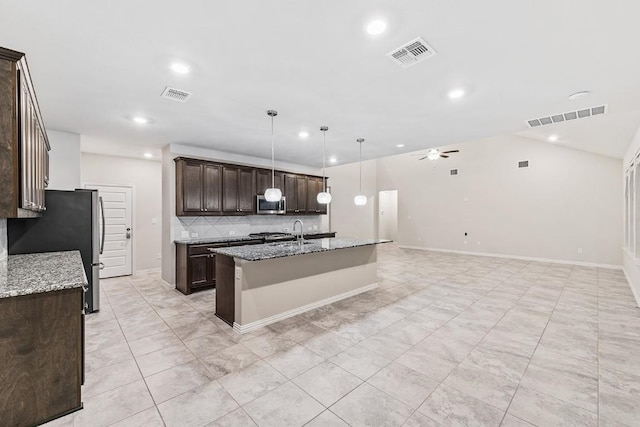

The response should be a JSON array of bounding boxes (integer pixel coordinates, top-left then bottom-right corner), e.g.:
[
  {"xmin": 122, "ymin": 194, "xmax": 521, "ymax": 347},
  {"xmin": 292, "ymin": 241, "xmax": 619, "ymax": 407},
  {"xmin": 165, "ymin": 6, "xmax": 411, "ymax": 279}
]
[
  {"xmin": 450, "ymin": 169, "xmax": 458, "ymax": 176},
  {"xmin": 161, "ymin": 86, "xmax": 192, "ymax": 103},
  {"xmin": 526, "ymin": 105, "xmax": 607, "ymax": 128},
  {"xmin": 387, "ymin": 37, "xmax": 437, "ymax": 69},
  {"xmin": 518, "ymin": 161, "xmax": 529, "ymax": 168}
]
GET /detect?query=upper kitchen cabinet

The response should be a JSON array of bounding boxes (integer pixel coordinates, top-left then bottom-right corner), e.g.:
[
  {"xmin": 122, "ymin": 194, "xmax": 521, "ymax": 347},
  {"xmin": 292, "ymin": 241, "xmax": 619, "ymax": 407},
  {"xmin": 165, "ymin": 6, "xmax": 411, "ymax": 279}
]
[
  {"xmin": 222, "ymin": 166, "xmax": 255, "ymax": 214},
  {"xmin": 284, "ymin": 173, "xmax": 308, "ymax": 214},
  {"xmin": 307, "ymin": 176, "xmax": 328, "ymax": 214},
  {"xmin": 0, "ymin": 47, "xmax": 50, "ymax": 218},
  {"xmin": 175, "ymin": 158, "xmax": 222, "ymax": 216},
  {"xmin": 256, "ymin": 169, "xmax": 283, "ymax": 195}
]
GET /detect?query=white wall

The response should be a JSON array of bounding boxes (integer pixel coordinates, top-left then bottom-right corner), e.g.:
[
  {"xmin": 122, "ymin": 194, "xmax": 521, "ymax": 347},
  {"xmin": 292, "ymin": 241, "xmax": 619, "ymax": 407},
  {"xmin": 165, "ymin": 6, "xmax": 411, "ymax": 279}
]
[
  {"xmin": 622, "ymin": 125, "xmax": 640, "ymax": 304},
  {"xmin": 377, "ymin": 135, "xmax": 622, "ymax": 266},
  {"xmin": 378, "ymin": 190, "xmax": 398, "ymax": 240},
  {"xmin": 81, "ymin": 153, "xmax": 162, "ymax": 271},
  {"xmin": 47, "ymin": 130, "xmax": 81, "ymax": 190},
  {"xmin": 326, "ymin": 160, "xmax": 377, "ymax": 240}
]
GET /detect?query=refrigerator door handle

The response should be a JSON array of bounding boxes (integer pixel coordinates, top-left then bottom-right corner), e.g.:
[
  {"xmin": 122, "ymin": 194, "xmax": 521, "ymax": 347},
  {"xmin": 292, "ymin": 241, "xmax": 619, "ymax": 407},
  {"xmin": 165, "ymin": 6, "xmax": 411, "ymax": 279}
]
[{"xmin": 99, "ymin": 196, "xmax": 105, "ymax": 255}]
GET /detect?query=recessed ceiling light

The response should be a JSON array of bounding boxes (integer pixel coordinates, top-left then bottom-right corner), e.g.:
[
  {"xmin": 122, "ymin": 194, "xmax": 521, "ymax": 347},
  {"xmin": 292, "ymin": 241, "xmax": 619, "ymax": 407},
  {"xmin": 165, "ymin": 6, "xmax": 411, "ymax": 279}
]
[
  {"xmin": 396, "ymin": 144, "xmax": 405, "ymax": 148},
  {"xmin": 569, "ymin": 91, "xmax": 590, "ymax": 100},
  {"xmin": 548, "ymin": 135, "xmax": 559, "ymax": 142},
  {"xmin": 144, "ymin": 152, "xmax": 153, "ymax": 158},
  {"xmin": 448, "ymin": 88, "xmax": 465, "ymax": 99},
  {"xmin": 298, "ymin": 131, "xmax": 309, "ymax": 139},
  {"xmin": 133, "ymin": 116, "xmax": 149, "ymax": 124},
  {"xmin": 170, "ymin": 62, "xmax": 190, "ymax": 74},
  {"xmin": 366, "ymin": 20, "xmax": 386, "ymax": 35},
  {"xmin": 329, "ymin": 157, "xmax": 337, "ymax": 164}
]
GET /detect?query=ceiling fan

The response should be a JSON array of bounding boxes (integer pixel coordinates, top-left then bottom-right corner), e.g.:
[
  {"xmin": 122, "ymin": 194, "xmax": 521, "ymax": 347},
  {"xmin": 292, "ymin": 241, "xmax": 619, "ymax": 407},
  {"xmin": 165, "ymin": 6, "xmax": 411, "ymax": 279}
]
[{"xmin": 416, "ymin": 148, "xmax": 460, "ymax": 160}]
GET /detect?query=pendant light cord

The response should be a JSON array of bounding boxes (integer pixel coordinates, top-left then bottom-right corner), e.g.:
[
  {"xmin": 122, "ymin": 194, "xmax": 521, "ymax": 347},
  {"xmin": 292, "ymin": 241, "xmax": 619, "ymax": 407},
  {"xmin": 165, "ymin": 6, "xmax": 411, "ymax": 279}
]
[
  {"xmin": 359, "ymin": 139, "xmax": 363, "ymax": 192},
  {"xmin": 270, "ymin": 113, "xmax": 275, "ymax": 188},
  {"xmin": 322, "ymin": 128, "xmax": 327, "ymax": 192}
]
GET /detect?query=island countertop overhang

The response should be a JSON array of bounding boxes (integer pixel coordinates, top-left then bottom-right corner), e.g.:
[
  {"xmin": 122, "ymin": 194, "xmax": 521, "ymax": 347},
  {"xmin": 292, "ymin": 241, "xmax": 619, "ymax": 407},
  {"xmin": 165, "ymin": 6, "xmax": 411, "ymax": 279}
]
[{"xmin": 208, "ymin": 237, "xmax": 391, "ymax": 262}]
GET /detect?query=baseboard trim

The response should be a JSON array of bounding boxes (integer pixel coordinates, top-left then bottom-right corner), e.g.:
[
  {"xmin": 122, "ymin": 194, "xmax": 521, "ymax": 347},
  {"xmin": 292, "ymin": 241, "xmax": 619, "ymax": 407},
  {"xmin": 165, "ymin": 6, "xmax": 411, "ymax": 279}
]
[
  {"xmin": 622, "ymin": 267, "xmax": 640, "ymax": 308},
  {"xmin": 232, "ymin": 282, "xmax": 379, "ymax": 334},
  {"xmin": 398, "ymin": 245, "xmax": 622, "ymax": 270}
]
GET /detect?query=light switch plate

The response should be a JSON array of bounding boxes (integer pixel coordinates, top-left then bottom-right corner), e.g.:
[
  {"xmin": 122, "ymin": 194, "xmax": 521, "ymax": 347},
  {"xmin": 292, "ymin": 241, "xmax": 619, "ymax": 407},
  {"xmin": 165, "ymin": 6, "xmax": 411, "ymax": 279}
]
[{"xmin": 181, "ymin": 231, "xmax": 189, "ymax": 238}]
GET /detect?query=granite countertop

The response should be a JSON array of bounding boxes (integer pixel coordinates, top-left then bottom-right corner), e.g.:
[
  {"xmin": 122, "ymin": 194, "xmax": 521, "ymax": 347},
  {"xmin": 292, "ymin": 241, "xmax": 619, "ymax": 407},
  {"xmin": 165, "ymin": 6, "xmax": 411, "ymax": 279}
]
[
  {"xmin": 0, "ymin": 251, "xmax": 88, "ymax": 299},
  {"xmin": 210, "ymin": 237, "xmax": 391, "ymax": 261},
  {"xmin": 174, "ymin": 231, "xmax": 336, "ymax": 245},
  {"xmin": 174, "ymin": 235, "xmax": 261, "ymax": 245}
]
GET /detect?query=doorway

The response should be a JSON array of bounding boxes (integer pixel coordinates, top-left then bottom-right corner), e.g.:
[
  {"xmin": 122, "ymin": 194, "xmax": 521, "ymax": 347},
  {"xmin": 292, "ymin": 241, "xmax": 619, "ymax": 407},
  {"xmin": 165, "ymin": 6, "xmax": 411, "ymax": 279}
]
[
  {"xmin": 85, "ymin": 184, "xmax": 133, "ymax": 278},
  {"xmin": 378, "ymin": 190, "xmax": 398, "ymax": 241}
]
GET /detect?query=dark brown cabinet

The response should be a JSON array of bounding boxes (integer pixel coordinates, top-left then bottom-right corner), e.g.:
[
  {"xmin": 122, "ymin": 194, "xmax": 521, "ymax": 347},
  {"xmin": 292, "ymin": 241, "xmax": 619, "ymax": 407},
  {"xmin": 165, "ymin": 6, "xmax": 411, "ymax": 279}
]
[
  {"xmin": 256, "ymin": 169, "xmax": 283, "ymax": 195},
  {"xmin": 222, "ymin": 166, "xmax": 255, "ymax": 214},
  {"xmin": 306, "ymin": 176, "xmax": 328, "ymax": 214},
  {"xmin": 175, "ymin": 239, "xmax": 263, "ymax": 295},
  {"xmin": 175, "ymin": 159, "xmax": 222, "ymax": 216},
  {"xmin": 0, "ymin": 47, "xmax": 50, "ymax": 218},
  {"xmin": 284, "ymin": 174, "xmax": 308, "ymax": 214},
  {"xmin": 175, "ymin": 157, "xmax": 327, "ymax": 216}
]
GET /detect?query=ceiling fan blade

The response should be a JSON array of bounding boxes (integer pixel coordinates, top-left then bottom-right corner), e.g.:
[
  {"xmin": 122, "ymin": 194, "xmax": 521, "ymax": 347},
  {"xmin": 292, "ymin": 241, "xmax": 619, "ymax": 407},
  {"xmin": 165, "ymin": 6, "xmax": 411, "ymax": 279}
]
[
  {"xmin": 440, "ymin": 154, "xmax": 450, "ymax": 158},
  {"xmin": 441, "ymin": 150, "xmax": 459, "ymax": 154},
  {"xmin": 418, "ymin": 156, "xmax": 429, "ymax": 160}
]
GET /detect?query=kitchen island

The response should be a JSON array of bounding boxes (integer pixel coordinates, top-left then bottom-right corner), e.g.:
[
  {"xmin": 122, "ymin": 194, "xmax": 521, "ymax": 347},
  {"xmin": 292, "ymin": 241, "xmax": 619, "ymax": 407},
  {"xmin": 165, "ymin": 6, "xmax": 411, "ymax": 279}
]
[
  {"xmin": 211, "ymin": 238, "xmax": 389, "ymax": 333},
  {"xmin": 0, "ymin": 251, "xmax": 86, "ymax": 426}
]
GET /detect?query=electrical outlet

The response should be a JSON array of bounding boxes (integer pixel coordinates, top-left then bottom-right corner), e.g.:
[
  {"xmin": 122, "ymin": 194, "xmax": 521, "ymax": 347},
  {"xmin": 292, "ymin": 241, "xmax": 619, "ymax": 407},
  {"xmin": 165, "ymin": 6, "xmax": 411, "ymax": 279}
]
[
  {"xmin": 151, "ymin": 217, "xmax": 157, "ymax": 225},
  {"xmin": 229, "ymin": 230, "xmax": 236, "ymax": 236},
  {"xmin": 235, "ymin": 267, "xmax": 241, "ymax": 280},
  {"xmin": 191, "ymin": 232, "xmax": 199, "ymax": 237},
  {"xmin": 283, "ymin": 227, "xmax": 289, "ymax": 232},
  {"xmin": 181, "ymin": 231, "xmax": 189, "ymax": 238},
  {"xmin": 577, "ymin": 248, "xmax": 583, "ymax": 254}
]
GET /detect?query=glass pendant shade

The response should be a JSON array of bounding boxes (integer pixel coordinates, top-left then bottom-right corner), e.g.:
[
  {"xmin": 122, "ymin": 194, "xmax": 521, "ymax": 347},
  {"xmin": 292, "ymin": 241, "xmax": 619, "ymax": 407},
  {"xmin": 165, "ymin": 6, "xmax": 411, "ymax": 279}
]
[
  {"xmin": 265, "ymin": 109, "xmax": 281, "ymax": 201},
  {"xmin": 264, "ymin": 187, "xmax": 282, "ymax": 202},
  {"xmin": 317, "ymin": 192, "xmax": 332, "ymax": 204},
  {"xmin": 354, "ymin": 194, "xmax": 367, "ymax": 206}
]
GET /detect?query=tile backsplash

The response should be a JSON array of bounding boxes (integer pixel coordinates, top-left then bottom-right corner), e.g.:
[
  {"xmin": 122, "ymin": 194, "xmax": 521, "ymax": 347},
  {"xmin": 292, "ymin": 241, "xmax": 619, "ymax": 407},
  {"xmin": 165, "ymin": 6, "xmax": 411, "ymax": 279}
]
[
  {"xmin": 0, "ymin": 219, "xmax": 7, "ymax": 260},
  {"xmin": 173, "ymin": 215, "xmax": 323, "ymax": 240}
]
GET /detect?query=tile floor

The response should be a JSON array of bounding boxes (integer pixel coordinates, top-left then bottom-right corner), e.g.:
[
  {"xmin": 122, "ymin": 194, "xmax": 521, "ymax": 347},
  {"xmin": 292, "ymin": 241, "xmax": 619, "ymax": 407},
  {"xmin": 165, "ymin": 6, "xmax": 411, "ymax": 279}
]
[{"xmin": 44, "ymin": 244, "xmax": 640, "ymax": 426}]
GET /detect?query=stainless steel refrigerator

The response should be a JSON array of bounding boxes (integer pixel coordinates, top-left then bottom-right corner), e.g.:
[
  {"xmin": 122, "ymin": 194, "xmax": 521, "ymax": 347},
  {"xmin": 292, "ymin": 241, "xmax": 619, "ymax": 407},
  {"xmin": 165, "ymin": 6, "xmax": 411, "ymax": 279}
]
[{"xmin": 7, "ymin": 189, "xmax": 103, "ymax": 313}]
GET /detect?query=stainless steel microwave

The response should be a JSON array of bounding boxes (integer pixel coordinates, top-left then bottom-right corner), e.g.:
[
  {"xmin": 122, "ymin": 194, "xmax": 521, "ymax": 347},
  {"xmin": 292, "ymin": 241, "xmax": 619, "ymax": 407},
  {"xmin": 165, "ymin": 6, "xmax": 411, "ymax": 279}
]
[{"xmin": 256, "ymin": 195, "xmax": 286, "ymax": 214}]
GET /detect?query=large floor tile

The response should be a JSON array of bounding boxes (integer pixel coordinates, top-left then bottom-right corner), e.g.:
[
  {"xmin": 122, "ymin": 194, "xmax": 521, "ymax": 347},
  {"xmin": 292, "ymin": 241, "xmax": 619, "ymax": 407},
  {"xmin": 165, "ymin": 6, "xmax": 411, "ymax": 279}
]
[
  {"xmin": 157, "ymin": 380, "xmax": 238, "ymax": 427},
  {"xmin": 83, "ymin": 358, "xmax": 142, "ymax": 398},
  {"xmin": 443, "ymin": 364, "xmax": 518, "ymax": 410},
  {"xmin": 329, "ymin": 344, "xmax": 391, "ymax": 380},
  {"xmin": 264, "ymin": 344, "xmax": 324, "ymax": 379},
  {"xmin": 136, "ymin": 343, "xmax": 196, "ymax": 377},
  {"xmin": 305, "ymin": 410, "xmax": 350, "ymax": 427},
  {"xmin": 218, "ymin": 360, "xmax": 287, "ymax": 405},
  {"xmin": 145, "ymin": 359, "xmax": 216, "ymax": 403},
  {"xmin": 394, "ymin": 346, "xmax": 458, "ymax": 382},
  {"xmin": 199, "ymin": 343, "xmax": 261, "ymax": 379},
  {"xmin": 599, "ymin": 367, "xmax": 640, "ymax": 426},
  {"xmin": 418, "ymin": 384, "xmax": 504, "ymax": 427},
  {"xmin": 243, "ymin": 382, "xmax": 324, "ymax": 427},
  {"xmin": 293, "ymin": 361, "xmax": 362, "ymax": 407},
  {"xmin": 330, "ymin": 383, "xmax": 414, "ymax": 427},
  {"xmin": 508, "ymin": 386, "xmax": 597, "ymax": 427},
  {"xmin": 109, "ymin": 407, "xmax": 165, "ymax": 427},
  {"xmin": 73, "ymin": 380, "xmax": 155, "ymax": 427},
  {"xmin": 206, "ymin": 408, "xmax": 257, "ymax": 426},
  {"xmin": 367, "ymin": 362, "xmax": 438, "ymax": 409},
  {"xmin": 242, "ymin": 332, "xmax": 298, "ymax": 358}
]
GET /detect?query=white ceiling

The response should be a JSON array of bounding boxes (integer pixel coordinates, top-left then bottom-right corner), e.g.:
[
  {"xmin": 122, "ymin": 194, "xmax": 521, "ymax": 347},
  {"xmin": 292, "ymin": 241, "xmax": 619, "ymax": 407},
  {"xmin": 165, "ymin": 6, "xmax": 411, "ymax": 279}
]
[{"xmin": 2, "ymin": 0, "xmax": 640, "ymax": 166}]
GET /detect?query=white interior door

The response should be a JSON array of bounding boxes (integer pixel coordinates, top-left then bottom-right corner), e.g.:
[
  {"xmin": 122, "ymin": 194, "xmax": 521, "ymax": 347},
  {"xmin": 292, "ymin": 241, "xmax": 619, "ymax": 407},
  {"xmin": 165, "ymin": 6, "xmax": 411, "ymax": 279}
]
[
  {"xmin": 86, "ymin": 184, "xmax": 133, "ymax": 278},
  {"xmin": 378, "ymin": 190, "xmax": 398, "ymax": 241}
]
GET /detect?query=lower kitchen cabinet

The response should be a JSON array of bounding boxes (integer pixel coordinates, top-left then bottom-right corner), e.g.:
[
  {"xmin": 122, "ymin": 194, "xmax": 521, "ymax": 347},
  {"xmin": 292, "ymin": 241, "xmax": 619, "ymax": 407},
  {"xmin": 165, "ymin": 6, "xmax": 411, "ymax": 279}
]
[
  {"xmin": 0, "ymin": 287, "xmax": 83, "ymax": 426},
  {"xmin": 175, "ymin": 239, "xmax": 263, "ymax": 295}
]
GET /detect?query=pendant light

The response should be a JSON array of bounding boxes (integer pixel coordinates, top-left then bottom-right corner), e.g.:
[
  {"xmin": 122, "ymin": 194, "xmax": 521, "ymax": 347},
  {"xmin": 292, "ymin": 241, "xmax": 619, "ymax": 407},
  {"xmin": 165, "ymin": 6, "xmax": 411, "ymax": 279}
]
[
  {"xmin": 354, "ymin": 138, "xmax": 367, "ymax": 206},
  {"xmin": 264, "ymin": 110, "xmax": 282, "ymax": 202},
  {"xmin": 317, "ymin": 126, "xmax": 331, "ymax": 204}
]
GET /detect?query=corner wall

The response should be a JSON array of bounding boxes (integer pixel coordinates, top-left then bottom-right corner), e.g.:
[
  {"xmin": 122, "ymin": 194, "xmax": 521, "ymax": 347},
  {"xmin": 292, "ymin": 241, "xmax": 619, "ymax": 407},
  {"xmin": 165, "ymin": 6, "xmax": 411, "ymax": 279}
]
[
  {"xmin": 622, "ymin": 126, "xmax": 640, "ymax": 305},
  {"xmin": 47, "ymin": 130, "xmax": 81, "ymax": 190},
  {"xmin": 81, "ymin": 153, "xmax": 162, "ymax": 271}
]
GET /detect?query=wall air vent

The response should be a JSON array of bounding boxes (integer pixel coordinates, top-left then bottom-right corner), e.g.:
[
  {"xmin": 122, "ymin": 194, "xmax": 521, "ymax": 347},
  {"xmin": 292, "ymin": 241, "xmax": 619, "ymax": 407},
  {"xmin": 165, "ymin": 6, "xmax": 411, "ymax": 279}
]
[
  {"xmin": 161, "ymin": 86, "xmax": 192, "ymax": 103},
  {"xmin": 450, "ymin": 169, "xmax": 458, "ymax": 175},
  {"xmin": 526, "ymin": 105, "xmax": 607, "ymax": 128},
  {"xmin": 387, "ymin": 37, "xmax": 437, "ymax": 69},
  {"xmin": 518, "ymin": 161, "xmax": 529, "ymax": 168}
]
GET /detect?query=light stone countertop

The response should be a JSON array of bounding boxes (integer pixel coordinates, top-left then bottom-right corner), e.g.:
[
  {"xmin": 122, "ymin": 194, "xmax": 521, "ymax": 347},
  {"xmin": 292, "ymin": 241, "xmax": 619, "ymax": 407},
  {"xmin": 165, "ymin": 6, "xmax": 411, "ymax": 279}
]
[
  {"xmin": 174, "ymin": 231, "xmax": 336, "ymax": 245},
  {"xmin": 210, "ymin": 237, "xmax": 391, "ymax": 261},
  {"xmin": 0, "ymin": 251, "xmax": 88, "ymax": 299}
]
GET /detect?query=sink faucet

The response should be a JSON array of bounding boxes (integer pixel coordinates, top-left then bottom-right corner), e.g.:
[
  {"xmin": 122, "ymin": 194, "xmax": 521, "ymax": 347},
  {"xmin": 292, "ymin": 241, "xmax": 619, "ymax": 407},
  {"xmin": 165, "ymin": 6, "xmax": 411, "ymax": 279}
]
[{"xmin": 293, "ymin": 219, "xmax": 304, "ymax": 246}]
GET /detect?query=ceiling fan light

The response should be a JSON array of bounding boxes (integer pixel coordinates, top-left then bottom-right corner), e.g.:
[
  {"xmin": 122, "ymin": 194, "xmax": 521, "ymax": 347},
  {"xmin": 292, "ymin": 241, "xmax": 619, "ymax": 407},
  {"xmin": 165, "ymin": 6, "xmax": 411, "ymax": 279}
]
[
  {"xmin": 427, "ymin": 149, "xmax": 440, "ymax": 160},
  {"xmin": 317, "ymin": 192, "xmax": 332, "ymax": 204},
  {"xmin": 264, "ymin": 187, "xmax": 282, "ymax": 202},
  {"xmin": 354, "ymin": 194, "xmax": 367, "ymax": 206}
]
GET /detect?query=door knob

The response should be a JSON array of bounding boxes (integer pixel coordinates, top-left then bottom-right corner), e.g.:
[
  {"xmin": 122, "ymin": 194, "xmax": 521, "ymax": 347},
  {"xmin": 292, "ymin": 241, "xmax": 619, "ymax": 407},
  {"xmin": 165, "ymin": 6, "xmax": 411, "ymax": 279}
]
[{"xmin": 126, "ymin": 228, "xmax": 132, "ymax": 239}]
